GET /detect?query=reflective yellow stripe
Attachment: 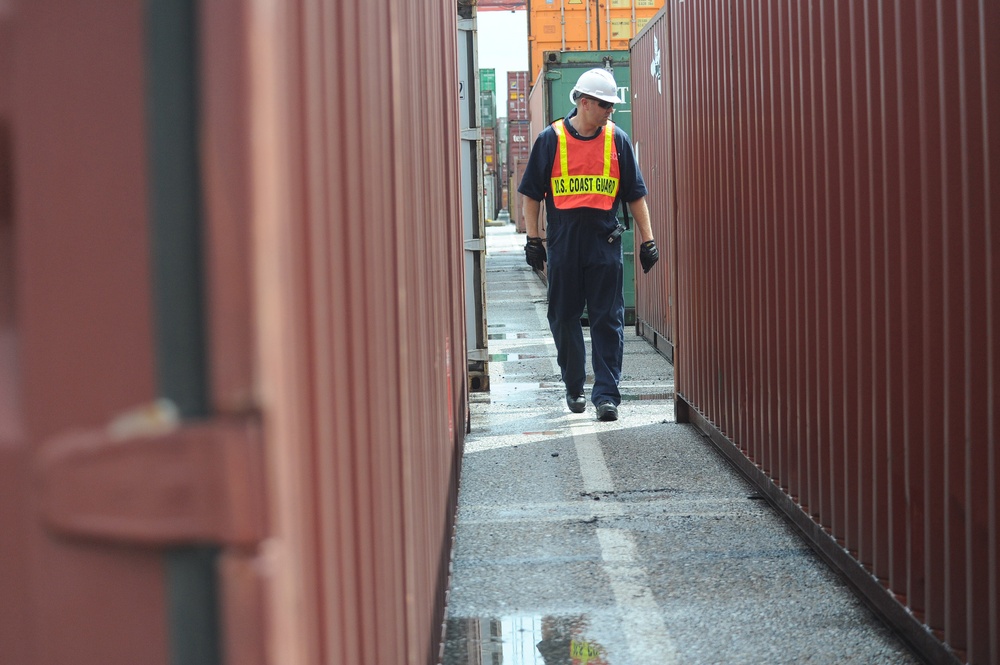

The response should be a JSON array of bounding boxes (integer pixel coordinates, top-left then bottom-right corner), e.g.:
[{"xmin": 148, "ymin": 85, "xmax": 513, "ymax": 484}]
[
  {"xmin": 603, "ymin": 120, "xmax": 614, "ymax": 177},
  {"xmin": 554, "ymin": 120, "xmax": 570, "ymax": 180},
  {"xmin": 550, "ymin": 175, "xmax": 619, "ymax": 196}
]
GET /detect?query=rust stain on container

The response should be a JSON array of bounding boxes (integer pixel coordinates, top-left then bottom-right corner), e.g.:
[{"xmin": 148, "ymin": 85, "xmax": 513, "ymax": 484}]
[{"xmin": 633, "ymin": 1, "xmax": 998, "ymax": 663}]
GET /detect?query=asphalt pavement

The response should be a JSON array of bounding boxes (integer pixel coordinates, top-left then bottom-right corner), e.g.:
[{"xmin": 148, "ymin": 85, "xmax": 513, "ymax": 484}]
[{"xmin": 441, "ymin": 221, "xmax": 919, "ymax": 665}]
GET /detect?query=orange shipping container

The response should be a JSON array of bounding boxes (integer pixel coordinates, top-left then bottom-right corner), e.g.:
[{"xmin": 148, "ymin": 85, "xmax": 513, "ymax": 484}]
[{"xmin": 527, "ymin": 0, "xmax": 663, "ymax": 81}]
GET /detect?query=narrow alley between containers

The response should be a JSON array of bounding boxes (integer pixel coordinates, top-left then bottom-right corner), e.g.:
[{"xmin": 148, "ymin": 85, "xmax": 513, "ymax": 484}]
[{"xmin": 440, "ymin": 221, "xmax": 919, "ymax": 665}]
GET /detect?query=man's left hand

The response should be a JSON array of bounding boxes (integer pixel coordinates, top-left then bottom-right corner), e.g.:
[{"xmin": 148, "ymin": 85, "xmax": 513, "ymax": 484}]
[{"xmin": 639, "ymin": 240, "xmax": 659, "ymax": 273}]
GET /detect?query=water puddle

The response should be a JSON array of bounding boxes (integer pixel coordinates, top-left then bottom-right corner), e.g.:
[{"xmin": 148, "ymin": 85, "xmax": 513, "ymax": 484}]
[
  {"xmin": 487, "ymin": 332, "xmax": 535, "ymax": 340},
  {"xmin": 489, "ymin": 353, "xmax": 546, "ymax": 361},
  {"xmin": 443, "ymin": 615, "xmax": 610, "ymax": 665}
]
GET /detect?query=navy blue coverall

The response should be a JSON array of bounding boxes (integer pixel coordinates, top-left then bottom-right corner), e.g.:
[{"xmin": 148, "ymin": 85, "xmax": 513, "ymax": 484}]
[{"xmin": 517, "ymin": 109, "xmax": 648, "ymax": 407}]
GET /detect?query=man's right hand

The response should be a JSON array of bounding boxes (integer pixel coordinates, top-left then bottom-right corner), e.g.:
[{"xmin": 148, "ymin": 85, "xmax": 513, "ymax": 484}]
[{"xmin": 525, "ymin": 236, "xmax": 547, "ymax": 271}]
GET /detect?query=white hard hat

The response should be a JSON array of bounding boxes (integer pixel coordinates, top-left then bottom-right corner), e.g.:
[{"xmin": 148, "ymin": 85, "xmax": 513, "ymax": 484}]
[{"xmin": 570, "ymin": 68, "xmax": 624, "ymax": 105}]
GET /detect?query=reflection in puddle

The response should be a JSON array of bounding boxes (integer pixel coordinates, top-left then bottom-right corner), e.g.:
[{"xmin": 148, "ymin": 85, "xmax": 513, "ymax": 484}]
[
  {"xmin": 487, "ymin": 332, "xmax": 534, "ymax": 340},
  {"xmin": 479, "ymin": 383, "xmax": 673, "ymax": 407},
  {"xmin": 489, "ymin": 353, "xmax": 546, "ymax": 361},
  {"xmin": 443, "ymin": 615, "xmax": 608, "ymax": 665}
]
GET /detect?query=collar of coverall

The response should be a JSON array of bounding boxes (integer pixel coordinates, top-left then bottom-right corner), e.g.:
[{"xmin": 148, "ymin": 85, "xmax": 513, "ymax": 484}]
[{"xmin": 564, "ymin": 108, "xmax": 608, "ymax": 140}]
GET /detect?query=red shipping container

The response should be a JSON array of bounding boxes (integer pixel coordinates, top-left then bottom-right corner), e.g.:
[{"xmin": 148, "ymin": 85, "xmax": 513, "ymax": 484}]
[
  {"xmin": 632, "ymin": 3, "xmax": 1000, "ymax": 664},
  {"xmin": 507, "ymin": 120, "xmax": 532, "ymax": 168},
  {"xmin": 628, "ymin": 10, "xmax": 674, "ymax": 362},
  {"xmin": 507, "ymin": 70, "xmax": 530, "ymax": 121},
  {"xmin": 0, "ymin": 2, "xmax": 468, "ymax": 665},
  {"xmin": 483, "ymin": 126, "xmax": 496, "ymax": 174}
]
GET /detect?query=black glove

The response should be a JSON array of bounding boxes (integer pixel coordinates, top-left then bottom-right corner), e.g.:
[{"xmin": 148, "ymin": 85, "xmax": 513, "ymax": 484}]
[
  {"xmin": 525, "ymin": 236, "xmax": 547, "ymax": 271},
  {"xmin": 639, "ymin": 240, "xmax": 659, "ymax": 273}
]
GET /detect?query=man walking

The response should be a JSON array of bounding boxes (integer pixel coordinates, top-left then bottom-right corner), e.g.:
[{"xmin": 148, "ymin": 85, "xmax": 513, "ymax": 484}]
[{"xmin": 519, "ymin": 68, "xmax": 659, "ymax": 422}]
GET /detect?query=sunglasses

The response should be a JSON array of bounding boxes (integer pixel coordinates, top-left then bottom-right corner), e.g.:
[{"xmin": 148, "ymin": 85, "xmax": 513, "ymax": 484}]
[{"xmin": 585, "ymin": 96, "xmax": 614, "ymax": 110}]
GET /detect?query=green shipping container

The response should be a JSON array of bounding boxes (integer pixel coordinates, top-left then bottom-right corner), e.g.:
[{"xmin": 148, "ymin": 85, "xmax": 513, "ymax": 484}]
[
  {"xmin": 479, "ymin": 67, "xmax": 496, "ymax": 92},
  {"xmin": 539, "ymin": 50, "xmax": 637, "ymax": 325},
  {"xmin": 480, "ymin": 90, "xmax": 496, "ymax": 129}
]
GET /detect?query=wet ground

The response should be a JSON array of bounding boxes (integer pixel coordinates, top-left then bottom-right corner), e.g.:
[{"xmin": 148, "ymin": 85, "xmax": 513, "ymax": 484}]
[{"xmin": 441, "ymin": 223, "xmax": 919, "ymax": 665}]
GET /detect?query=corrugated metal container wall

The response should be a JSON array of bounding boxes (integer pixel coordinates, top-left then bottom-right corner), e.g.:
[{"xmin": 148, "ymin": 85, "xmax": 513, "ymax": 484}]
[
  {"xmin": 1, "ymin": 0, "xmax": 467, "ymax": 664},
  {"xmin": 507, "ymin": 70, "xmax": 530, "ymax": 120},
  {"xmin": 528, "ymin": 70, "xmax": 546, "ymax": 162},
  {"xmin": 0, "ymin": 13, "xmax": 21, "ymax": 664},
  {"xmin": 484, "ymin": 173, "xmax": 496, "ymax": 220},
  {"xmin": 483, "ymin": 126, "xmax": 502, "ymax": 219},
  {"xmin": 508, "ymin": 120, "xmax": 532, "ymax": 172},
  {"xmin": 645, "ymin": 2, "xmax": 999, "ymax": 663},
  {"xmin": 497, "ymin": 116, "xmax": 513, "ymax": 222},
  {"xmin": 527, "ymin": 0, "xmax": 664, "ymax": 81},
  {"xmin": 480, "ymin": 66, "xmax": 496, "ymax": 93},
  {"xmin": 480, "ymin": 90, "xmax": 496, "ymax": 129},
  {"xmin": 3, "ymin": 3, "xmax": 172, "ymax": 663},
  {"xmin": 483, "ymin": 126, "xmax": 496, "ymax": 174},
  {"xmin": 526, "ymin": 71, "xmax": 547, "ymax": 239},
  {"xmin": 225, "ymin": 0, "xmax": 468, "ymax": 662},
  {"xmin": 458, "ymin": 17, "xmax": 489, "ymax": 392},
  {"xmin": 511, "ymin": 158, "xmax": 529, "ymax": 234},
  {"xmin": 628, "ymin": 11, "xmax": 673, "ymax": 360},
  {"xmin": 496, "ymin": 116, "xmax": 509, "ymax": 176},
  {"xmin": 508, "ymin": 117, "xmax": 532, "ymax": 235}
]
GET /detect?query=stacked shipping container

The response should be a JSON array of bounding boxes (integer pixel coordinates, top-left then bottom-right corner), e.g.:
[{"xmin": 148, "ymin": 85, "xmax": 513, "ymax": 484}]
[
  {"xmin": 496, "ymin": 117, "xmax": 511, "ymax": 216},
  {"xmin": 480, "ymin": 67, "xmax": 497, "ymax": 133},
  {"xmin": 631, "ymin": 3, "xmax": 999, "ymax": 664},
  {"xmin": 482, "ymin": 127, "xmax": 496, "ymax": 174},
  {"xmin": 482, "ymin": 124, "xmax": 500, "ymax": 219},
  {"xmin": 480, "ymin": 92, "xmax": 496, "ymax": 131},
  {"xmin": 507, "ymin": 120, "xmax": 532, "ymax": 167},
  {"xmin": 480, "ymin": 68, "xmax": 501, "ymax": 219},
  {"xmin": 507, "ymin": 118, "xmax": 532, "ymax": 234},
  {"xmin": 506, "ymin": 72, "xmax": 532, "ymax": 232},
  {"xmin": 506, "ymin": 70, "xmax": 530, "ymax": 120},
  {"xmin": 527, "ymin": 0, "xmax": 665, "ymax": 82}
]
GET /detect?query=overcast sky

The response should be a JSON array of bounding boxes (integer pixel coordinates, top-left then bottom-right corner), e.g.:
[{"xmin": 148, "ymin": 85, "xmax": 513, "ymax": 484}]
[{"xmin": 477, "ymin": 10, "xmax": 530, "ymax": 118}]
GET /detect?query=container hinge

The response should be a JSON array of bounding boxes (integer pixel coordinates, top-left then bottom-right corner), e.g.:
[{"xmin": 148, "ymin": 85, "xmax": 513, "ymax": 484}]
[
  {"xmin": 37, "ymin": 404, "xmax": 267, "ymax": 548},
  {"xmin": 461, "ymin": 128, "xmax": 481, "ymax": 141}
]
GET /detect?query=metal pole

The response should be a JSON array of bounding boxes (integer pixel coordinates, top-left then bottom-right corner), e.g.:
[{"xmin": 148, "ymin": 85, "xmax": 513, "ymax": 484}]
[
  {"xmin": 606, "ymin": 0, "xmax": 611, "ymax": 49},
  {"xmin": 586, "ymin": 0, "xmax": 592, "ymax": 50},
  {"xmin": 560, "ymin": 0, "xmax": 566, "ymax": 50}
]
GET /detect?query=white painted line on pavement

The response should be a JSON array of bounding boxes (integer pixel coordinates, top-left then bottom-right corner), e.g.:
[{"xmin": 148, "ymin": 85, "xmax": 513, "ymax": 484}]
[
  {"xmin": 570, "ymin": 421, "xmax": 615, "ymax": 495},
  {"xmin": 596, "ymin": 528, "xmax": 681, "ymax": 664}
]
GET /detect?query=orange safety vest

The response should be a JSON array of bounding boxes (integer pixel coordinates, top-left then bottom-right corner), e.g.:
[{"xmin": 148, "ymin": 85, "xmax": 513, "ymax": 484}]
[{"xmin": 550, "ymin": 118, "xmax": 620, "ymax": 210}]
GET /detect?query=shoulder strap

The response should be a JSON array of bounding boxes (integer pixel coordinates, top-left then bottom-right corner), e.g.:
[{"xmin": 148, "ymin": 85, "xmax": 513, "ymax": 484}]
[{"xmin": 610, "ymin": 123, "xmax": 629, "ymax": 228}]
